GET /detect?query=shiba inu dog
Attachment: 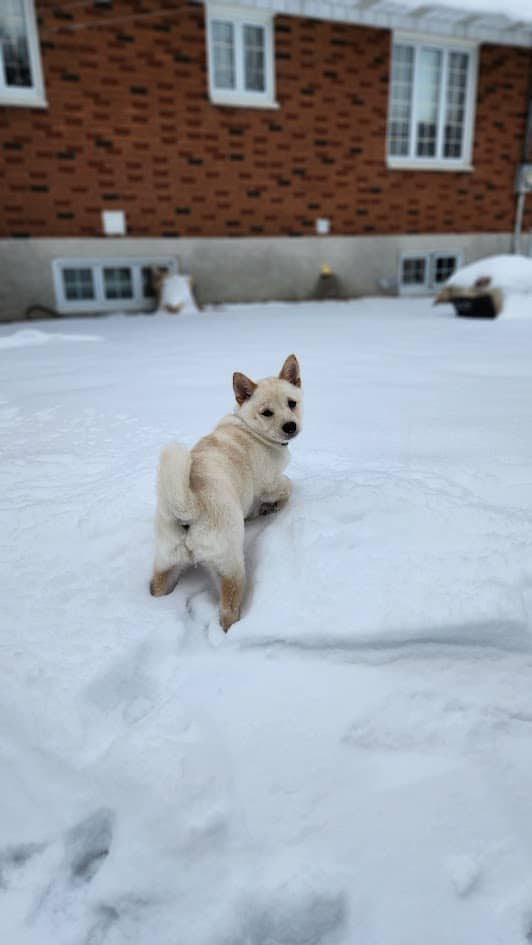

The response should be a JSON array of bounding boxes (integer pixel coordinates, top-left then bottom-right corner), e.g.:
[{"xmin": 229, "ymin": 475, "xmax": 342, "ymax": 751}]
[{"xmin": 150, "ymin": 355, "xmax": 302, "ymax": 631}]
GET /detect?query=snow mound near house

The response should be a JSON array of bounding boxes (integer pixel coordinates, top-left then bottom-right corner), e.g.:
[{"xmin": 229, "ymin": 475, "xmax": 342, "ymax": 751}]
[
  {"xmin": 438, "ymin": 255, "xmax": 532, "ymax": 318},
  {"xmin": 446, "ymin": 254, "xmax": 532, "ymax": 294},
  {"xmin": 157, "ymin": 274, "xmax": 198, "ymax": 314}
]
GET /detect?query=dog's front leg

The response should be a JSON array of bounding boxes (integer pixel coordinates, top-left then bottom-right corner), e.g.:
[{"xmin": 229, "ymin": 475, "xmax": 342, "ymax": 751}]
[{"xmin": 258, "ymin": 475, "xmax": 292, "ymax": 516}]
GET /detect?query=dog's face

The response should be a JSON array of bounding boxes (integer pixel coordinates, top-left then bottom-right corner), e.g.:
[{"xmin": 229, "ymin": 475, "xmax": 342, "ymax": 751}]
[{"xmin": 233, "ymin": 354, "xmax": 303, "ymax": 446}]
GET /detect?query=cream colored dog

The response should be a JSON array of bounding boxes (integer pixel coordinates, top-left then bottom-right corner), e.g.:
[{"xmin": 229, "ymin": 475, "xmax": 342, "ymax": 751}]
[{"xmin": 150, "ymin": 355, "xmax": 302, "ymax": 631}]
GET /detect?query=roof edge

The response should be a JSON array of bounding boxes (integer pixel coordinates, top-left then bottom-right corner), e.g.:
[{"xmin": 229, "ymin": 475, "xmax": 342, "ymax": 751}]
[{"xmin": 200, "ymin": 0, "xmax": 532, "ymax": 47}]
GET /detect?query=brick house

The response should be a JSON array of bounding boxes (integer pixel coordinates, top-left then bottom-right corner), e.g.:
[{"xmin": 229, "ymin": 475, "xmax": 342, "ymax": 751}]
[{"xmin": 0, "ymin": 0, "xmax": 531, "ymax": 320}]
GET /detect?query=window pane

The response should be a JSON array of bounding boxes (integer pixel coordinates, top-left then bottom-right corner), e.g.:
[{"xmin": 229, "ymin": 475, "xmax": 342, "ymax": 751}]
[
  {"xmin": 402, "ymin": 257, "xmax": 427, "ymax": 286},
  {"xmin": 244, "ymin": 24, "xmax": 265, "ymax": 92},
  {"xmin": 0, "ymin": 0, "xmax": 32, "ymax": 88},
  {"xmin": 415, "ymin": 47, "xmax": 442, "ymax": 158},
  {"xmin": 434, "ymin": 255, "xmax": 458, "ymax": 284},
  {"xmin": 63, "ymin": 268, "xmax": 95, "ymax": 302},
  {"xmin": 212, "ymin": 20, "xmax": 235, "ymax": 90},
  {"xmin": 388, "ymin": 44, "xmax": 414, "ymax": 157},
  {"xmin": 104, "ymin": 267, "xmax": 133, "ymax": 300},
  {"xmin": 444, "ymin": 51, "xmax": 468, "ymax": 159}
]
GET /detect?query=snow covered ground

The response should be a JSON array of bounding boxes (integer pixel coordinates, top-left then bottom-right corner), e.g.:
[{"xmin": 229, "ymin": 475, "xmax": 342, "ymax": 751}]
[{"xmin": 3, "ymin": 296, "xmax": 532, "ymax": 945}]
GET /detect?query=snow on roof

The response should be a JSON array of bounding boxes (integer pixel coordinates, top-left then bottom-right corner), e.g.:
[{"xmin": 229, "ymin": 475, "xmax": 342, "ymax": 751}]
[
  {"xmin": 238, "ymin": 0, "xmax": 532, "ymax": 45},
  {"xmin": 390, "ymin": 0, "xmax": 532, "ymax": 25}
]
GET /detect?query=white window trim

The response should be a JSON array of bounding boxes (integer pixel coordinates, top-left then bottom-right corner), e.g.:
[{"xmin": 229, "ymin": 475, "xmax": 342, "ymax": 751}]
[
  {"xmin": 387, "ymin": 32, "xmax": 478, "ymax": 173},
  {"xmin": 52, "ymin": 257, "xmax": 178, "ymax": 314},
  {"xmin": 399, "ymin": 249, "xmax": 463, "ymax": 296},
  {"xmin": 206, "ymin": 3, "xmax": 278, "ymax": 109},
  {"xmin": 0, "ymin": 0, "xmax": 47, "ymax": 108}
]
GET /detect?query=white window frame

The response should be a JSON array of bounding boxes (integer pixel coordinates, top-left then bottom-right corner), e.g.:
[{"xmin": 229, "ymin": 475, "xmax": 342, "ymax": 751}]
[
  {"xmin": 0, "ymin": 0, "xmax": 46, "ymax": 107},
  {"xmin": 206, "ymin": 4, "xmax": 277, "ymax": 109},
  {"xmin": 52, "ymin": 257, "xmax": 178, "ymax": 314},
  {"xmin": 387, "ymin": 32, "xmax": 478, "ymax": 172},
  {"xmin": 399, "ymin": 250, "xmax": 463, "ymax": 296}
]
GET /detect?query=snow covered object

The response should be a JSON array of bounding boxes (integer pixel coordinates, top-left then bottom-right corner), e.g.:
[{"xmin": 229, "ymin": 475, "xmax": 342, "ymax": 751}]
[
  {"xmin": 155, "ymin": 271, "xmax": 199, "ymax": 314},
  {"xmin": 434, "ymin": 254, "xmax": 532, "ymax": 318}
]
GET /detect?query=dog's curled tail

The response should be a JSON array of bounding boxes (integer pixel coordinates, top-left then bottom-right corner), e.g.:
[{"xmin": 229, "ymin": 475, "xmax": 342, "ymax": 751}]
[{"xmin": 157, "ymin": 443, "xmax": 198, "ymax": 525}]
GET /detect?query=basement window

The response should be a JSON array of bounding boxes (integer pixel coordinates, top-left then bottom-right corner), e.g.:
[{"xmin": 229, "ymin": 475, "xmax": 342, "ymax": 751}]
[
  {"xmin": 103, "ymin": 266, "xmax": 134, "ymax": 300},
  {"xmin": 433, "ymin": 254, "xmax": 460, "ymax": 285},
  {"xmin": 52, "ymin": 258, "xmax": 178, "ymax": 314},
  {"xmin": 0, "ymin": 0, "xmax": 46, "ymax": 107},
  {"xmin": 63, "ymin": 268, "xmax": 95, "ymax": 302},
  {"xmin": 399, "ymin": 251, "xmax": 462, "ymax": 295},
  {"xmin": 387, "ymin": 34, "xmax": 477, "ymax": 171},
  {"xmin": 206, "ymin": 4, "xmax": 277, "ymax": 108}
]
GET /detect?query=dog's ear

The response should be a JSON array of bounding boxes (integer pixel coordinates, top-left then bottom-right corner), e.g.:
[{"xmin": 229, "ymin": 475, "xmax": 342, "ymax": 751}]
[
  {"xmin": 233, "ymin": 372, "xmax": 257, "ymax": 405},
  {"xmin": 279, "ymin": 354, "xmax": 301, "ymax": 388}
]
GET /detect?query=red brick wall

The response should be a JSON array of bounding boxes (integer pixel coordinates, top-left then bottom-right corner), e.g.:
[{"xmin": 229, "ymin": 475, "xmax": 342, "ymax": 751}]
[{"xmin": 1, "ymin": 0, "xmax": 531, "ymax": 238}]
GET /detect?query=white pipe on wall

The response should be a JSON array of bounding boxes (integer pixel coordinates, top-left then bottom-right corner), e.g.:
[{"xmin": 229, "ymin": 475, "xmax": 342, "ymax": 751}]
[{"xmin": 513, "ymin": 191, "xmax": 526, "ymax": 254}]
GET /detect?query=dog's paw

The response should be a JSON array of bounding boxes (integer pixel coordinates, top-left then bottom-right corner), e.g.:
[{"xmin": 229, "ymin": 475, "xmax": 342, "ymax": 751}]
[
  {"xmin": 149, "ymin": 569, "xmax": 177, "ymax": 597},
  {"xmin": 219, "ymin": 609, "xmax": 239, "ymax": 633},
  {"xmin": 259, "ymin": 501, "xmax": 281, "ymax": 516},
  {"xmin": 219, "ymin": 613, "xmax": 232, "ymax": 633},
  {"xmin": 149, "ymin": 576, "xmax": 165, "ymax": 597}
]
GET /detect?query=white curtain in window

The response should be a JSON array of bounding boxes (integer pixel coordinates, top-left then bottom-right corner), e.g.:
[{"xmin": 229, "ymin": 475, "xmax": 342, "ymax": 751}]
[
  {"xmin": 389, "ymin": 42, "xmax": 470, "ymax": 162},
  {"xmin": 212, "ymin": 20, "xmax": 235, "ymax": 90},
  {"xmin": 0, "ymin": 0, "xmax": 32, "ymax": 89}
]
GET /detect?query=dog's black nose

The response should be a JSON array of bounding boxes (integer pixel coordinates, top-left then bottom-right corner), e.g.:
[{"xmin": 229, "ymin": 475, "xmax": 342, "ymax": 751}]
[{"xmin": 282, "ymin": 421, "xmax": 297, "ymax": 436}]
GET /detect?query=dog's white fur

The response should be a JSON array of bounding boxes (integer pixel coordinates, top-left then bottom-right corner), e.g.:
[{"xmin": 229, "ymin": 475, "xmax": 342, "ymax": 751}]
[{"xmin": 150, "ymin": 354, "xmax": 302, "ymax": 631}]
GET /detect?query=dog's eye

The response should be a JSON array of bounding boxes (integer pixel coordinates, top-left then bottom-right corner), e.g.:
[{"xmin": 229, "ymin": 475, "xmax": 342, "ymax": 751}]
[
  {"xmin": 261, "ymin": 408, "xmax": 274, "ymax": 417},
  {"xmin": 288, "ymin": 399, "xmax": 297, "ymax": 410}
]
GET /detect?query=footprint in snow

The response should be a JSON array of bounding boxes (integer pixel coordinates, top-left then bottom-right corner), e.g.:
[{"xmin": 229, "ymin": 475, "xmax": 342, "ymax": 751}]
[
  {"xmin": 496, "ymin": 881, "xmax": 532, "ymax": 945},
  {"xmin": 245, "ymin": 891, "xmax": 346, "ymax": 945},
  {"xmin": 24, "ymin": 809, "xmax": 114, "ymax": 929},
  {"xmin": 230, "ymin": 874, "xmax": 348, "ymax": 945},
  {"xmin": 445, "ymin": 853, "xmax": 482, "ymax": 897},
  {"xmin": 66, "ymin": 808, "xmax": 113, "ymax": 886},
  {"xmin": 85, "ymin": 904, "xmax": 119, "ymax": 945},
  {"xmin": 0, "ymin": 841, "xmax": 46, "ymax": 888}
]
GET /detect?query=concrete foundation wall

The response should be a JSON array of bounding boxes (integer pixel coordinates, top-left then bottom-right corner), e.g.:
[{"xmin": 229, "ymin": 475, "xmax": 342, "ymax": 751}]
[{"xmin": 0, "ymin": 233, "xmax": 524, "ymax": 322}]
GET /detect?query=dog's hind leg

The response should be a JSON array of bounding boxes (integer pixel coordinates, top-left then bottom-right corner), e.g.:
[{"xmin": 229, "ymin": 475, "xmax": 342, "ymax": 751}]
[
  {"xmin": 218, "ymin": 564, "xmax": 245, "ymax": 632},
  {"xmin": 209, "ymin": 542, "xmax": 245, "ymax": 631},
  {"xmin": 150, "ymin": 517, "xmax": 191, "ymax": 597},
  {"xmin": 150, "ymin": 565, "xmax": 182, "ymax": 597},
  {"xmin": 199, "ymin": 512, "xmax": 245, "ymax": 631}
]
